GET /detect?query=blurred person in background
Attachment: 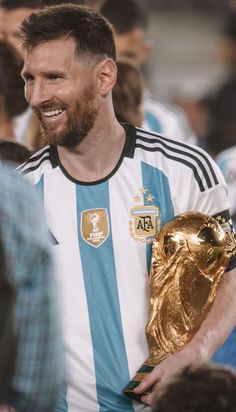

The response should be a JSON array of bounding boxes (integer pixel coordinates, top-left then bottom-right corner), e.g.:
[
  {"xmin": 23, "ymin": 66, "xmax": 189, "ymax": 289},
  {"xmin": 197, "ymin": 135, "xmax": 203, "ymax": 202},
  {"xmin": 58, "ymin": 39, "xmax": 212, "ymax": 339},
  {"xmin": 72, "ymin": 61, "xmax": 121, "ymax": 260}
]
[
  {"xmin": 84, "ymin": 0, "xmax": 105, "ymax": 10},
  {"xmin": 0, "ymin": 166, "xmax": 64, "ymax": 412},
  {"xmin": 205, "ymin": 82, "xmax": 236, "ymax": 159},
  {"xmin": 173, "ymin": 91, "xmax": 213, "ymax": 149},
  {"xmin": 113, "ymin": 60, "xmax": 144, "ymax": 126},
  {"xmin": 204, "ymin": 6, "xmax": 236, "ymax": 158},
  {"xmin": 216, "ymin": 4, "xmax": 236, "ymax": 80},
  {"xmin": 0, "ymin": 140, "xmax": 31, "ymax": 166},
  {"xmin": 0, "ymin": 0, "xmax": 43, "ymax": 58},
  {"xmin": 101, "ymin": 0, "xmax": 197, "ymax": 144},
  {"xmin": 152, "ymin": 362, "xmax": 236, "ymax": 412},
  {"xmin": 0, "ymin": 1, "xmax": 43, "ymax": 147},
  {"xmin": 0, "ymin": 39, "xmax": 28, "ymax": 141}
]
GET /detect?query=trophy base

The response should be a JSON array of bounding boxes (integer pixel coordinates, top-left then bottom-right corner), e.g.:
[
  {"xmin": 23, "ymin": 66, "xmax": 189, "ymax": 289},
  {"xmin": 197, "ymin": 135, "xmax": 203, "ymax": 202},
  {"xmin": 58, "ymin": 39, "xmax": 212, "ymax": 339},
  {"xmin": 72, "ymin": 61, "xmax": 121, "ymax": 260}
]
[{"xmin": 123, "ymin": 364, "xmax": 154, "ymax": 402}]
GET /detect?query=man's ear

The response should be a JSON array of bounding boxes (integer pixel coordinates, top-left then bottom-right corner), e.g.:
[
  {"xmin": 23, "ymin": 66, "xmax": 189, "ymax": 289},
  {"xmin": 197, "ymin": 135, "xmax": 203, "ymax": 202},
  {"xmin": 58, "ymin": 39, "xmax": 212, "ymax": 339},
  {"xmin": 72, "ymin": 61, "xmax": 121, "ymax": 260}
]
[{"xmin": 96, "ymin": 59, "xmax": 117, "ymax": 97}]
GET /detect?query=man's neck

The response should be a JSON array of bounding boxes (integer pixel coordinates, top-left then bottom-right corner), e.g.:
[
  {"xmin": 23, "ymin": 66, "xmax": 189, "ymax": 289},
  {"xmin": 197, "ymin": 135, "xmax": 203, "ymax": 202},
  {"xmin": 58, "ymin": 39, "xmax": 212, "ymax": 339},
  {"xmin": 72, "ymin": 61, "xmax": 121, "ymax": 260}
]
[{"xmin": 57, "ymin": 117, "xmax": 126, "ymax": 182}]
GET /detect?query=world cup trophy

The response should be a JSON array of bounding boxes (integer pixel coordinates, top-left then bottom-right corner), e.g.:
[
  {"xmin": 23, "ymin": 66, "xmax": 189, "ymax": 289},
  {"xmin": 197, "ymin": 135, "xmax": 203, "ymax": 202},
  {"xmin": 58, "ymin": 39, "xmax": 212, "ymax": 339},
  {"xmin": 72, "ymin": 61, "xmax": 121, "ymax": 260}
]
[{"xmin": 123, "ymin": 211, "xmax": 231, "ymax": 402}]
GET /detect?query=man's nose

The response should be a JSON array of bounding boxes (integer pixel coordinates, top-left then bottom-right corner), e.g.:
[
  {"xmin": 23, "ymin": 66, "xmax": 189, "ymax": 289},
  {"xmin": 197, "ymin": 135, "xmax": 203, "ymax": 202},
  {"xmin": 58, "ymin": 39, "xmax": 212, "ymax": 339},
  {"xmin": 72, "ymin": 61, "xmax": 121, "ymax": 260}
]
[{"xmin": 26, "ymin": 80, "xmax": 50, "ymax": 108}]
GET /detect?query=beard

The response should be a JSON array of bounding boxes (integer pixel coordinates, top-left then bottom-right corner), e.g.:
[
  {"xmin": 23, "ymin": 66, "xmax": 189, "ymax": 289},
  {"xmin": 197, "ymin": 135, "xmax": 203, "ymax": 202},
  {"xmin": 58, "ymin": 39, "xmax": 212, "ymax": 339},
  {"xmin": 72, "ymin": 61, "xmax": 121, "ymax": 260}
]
[{"xmin": 35, "ymin": 86, "xmax": 98, "ymax": 148}]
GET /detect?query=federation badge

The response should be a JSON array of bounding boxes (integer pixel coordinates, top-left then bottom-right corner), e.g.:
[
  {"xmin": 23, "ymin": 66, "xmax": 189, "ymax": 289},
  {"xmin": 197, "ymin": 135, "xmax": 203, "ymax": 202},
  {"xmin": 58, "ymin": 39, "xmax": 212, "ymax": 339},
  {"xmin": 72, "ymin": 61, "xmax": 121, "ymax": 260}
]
[
  {"xmin": 81, "ymin": 208, "xmax": 110, "ymax": 248},
  {"xmin": 129, "ymin": 205, "xmax": 160, "ymax": 243}
]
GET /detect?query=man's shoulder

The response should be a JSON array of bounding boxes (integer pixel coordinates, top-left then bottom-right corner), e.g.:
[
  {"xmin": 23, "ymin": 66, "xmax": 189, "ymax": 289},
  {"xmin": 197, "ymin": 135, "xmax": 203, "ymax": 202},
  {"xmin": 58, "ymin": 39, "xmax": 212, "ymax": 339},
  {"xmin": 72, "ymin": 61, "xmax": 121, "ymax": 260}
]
[
  {"xmin": 17, "ymin": 145, "xmax": 52, "ymax": 177},
  {"xmin": 134, "ymin": 126, "xmax": 222, "ymax": 194},
  {"xmin": 135, "ymin": 126, "xmax": 199, "ymax": 154}
]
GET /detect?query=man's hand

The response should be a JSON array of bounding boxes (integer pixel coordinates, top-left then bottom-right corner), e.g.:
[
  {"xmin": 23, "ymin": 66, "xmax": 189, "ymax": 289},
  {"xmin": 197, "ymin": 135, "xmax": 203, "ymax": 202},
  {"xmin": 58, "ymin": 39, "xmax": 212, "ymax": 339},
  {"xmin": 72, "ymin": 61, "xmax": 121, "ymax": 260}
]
[
  {"xmin": 133, "ymin": 344, "xmax": 204, "ymax": 405},
  {"xmin": 0, "ymin": 407, "xmax": 17, "ymax": 412}
]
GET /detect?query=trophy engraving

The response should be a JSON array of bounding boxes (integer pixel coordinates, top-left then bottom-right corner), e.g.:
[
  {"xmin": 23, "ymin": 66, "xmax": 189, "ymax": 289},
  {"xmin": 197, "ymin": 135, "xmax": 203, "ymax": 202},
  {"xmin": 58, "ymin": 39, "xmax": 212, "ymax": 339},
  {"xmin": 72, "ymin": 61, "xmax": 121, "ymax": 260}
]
[{"xmin": 123, "ymin": 211, "xmax": 230, "ymax": 402}]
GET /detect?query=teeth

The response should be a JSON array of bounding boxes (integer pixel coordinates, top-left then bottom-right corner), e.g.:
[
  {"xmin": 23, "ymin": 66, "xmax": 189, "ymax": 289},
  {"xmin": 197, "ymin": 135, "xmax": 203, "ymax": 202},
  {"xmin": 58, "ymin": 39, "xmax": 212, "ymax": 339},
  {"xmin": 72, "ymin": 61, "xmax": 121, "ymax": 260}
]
[{"xmin": 44, "ymin": 109, "xmax": 64, "ymax": 117}]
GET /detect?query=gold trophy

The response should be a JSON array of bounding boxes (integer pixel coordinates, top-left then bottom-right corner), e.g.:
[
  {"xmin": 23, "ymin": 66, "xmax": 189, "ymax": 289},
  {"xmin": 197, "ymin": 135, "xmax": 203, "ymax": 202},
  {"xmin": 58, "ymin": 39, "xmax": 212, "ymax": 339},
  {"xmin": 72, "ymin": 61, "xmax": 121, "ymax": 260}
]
[{"xmin": 123, "ymin": 211, "xmax": 231, "ymax": 402}]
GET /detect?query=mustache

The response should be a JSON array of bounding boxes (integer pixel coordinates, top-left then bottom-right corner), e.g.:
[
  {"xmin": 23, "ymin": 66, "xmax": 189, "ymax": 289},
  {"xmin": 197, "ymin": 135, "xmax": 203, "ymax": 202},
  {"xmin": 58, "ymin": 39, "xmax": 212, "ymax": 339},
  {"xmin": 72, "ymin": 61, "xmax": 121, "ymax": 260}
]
[{"xmin": 32, "ymin": 102, "xmax": 66, "ymax": 114}]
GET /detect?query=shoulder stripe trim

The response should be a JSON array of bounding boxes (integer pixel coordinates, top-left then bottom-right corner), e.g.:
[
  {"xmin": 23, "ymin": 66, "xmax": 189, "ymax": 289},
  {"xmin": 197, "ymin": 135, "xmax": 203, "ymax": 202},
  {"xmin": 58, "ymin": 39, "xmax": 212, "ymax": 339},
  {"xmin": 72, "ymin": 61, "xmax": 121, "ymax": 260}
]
[
  {"xmin": 136, "ymin": 135, "xmax": 213, "ymax": 188},
  {"xmin": 27, "ymin": 146, "xmax": 50, "ymax": 164},
  {"xmin": 136, "ymin": 143, "xmax": 206, "ymax": 192},
  {"xmin": 137, "ymin": 129, "xmax": 218, "ymax": 186},
  {"xmin": 21, "ymin": 155, "xmax": 50, "ymax": 175},
  {"xmin": 17, "ymin": 146, "xmax": 50, "ymax": 173}
]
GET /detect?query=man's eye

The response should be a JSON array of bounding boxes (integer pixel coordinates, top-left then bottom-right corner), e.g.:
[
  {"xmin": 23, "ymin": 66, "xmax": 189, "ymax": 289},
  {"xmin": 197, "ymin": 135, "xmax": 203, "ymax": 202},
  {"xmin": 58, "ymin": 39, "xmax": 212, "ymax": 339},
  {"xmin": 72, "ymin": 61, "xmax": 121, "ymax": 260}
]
[
  {"xmin": 24, "ymin": 75, "xmax": 34, "ymax": 82},
  {"xmin": 48, "ymin": 74, "xmax": 61, "ymax": 80}
]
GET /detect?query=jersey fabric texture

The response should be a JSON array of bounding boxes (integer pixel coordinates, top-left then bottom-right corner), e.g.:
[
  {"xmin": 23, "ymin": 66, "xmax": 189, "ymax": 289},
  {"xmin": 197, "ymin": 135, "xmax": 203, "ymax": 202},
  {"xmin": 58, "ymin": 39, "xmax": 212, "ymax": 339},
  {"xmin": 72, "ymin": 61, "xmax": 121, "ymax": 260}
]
[
  {"xmin": 18, "ymin": 124, "xmax": 231, "ymax": 412},
  {"xmin": 142, "ymin": 92, "xmax": 197, "ymax": 145}
]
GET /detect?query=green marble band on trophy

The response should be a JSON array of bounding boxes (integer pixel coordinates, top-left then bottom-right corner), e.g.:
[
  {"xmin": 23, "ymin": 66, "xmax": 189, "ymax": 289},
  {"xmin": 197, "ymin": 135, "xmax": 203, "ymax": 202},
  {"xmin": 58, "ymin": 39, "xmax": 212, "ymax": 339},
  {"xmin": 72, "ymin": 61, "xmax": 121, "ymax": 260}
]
[
  {"xmin": 123, "ymin": 364, "xmax": 155, "ymax": 401},
  {"xmin": 123, "ymin": 212, "xmax": 231, "ymax": 402}
]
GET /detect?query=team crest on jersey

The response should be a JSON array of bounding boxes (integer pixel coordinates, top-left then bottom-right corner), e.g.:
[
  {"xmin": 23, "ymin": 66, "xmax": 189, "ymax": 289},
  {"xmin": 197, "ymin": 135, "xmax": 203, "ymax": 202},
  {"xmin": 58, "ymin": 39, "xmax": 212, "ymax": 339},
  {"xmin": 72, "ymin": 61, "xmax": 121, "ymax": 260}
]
[
  {"xmin": 81, "ymin": 208, "xmax": 110, "ymax": 248},
  {"xmin": 129, "ymin": 188, "xmax": 161, "ymax": 243}
]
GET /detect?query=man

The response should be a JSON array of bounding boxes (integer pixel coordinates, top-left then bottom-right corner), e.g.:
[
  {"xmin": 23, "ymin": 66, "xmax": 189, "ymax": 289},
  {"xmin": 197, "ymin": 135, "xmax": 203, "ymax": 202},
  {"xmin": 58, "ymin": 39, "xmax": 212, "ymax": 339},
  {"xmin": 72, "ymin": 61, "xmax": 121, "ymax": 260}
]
[
  {"xmin": 0, "ymin": 166, "xmax": 64, "ymax": 411},
  {"xmin": 18, "ymin": 4, "xmax": 236, "ymax": 411},
  {"xmin": 100, "ymin": 0, "xmax": 197, "ymax": 144},
  {"xmin": 152, "ymin": 362, "xmax": 236, "ymax": 412}
]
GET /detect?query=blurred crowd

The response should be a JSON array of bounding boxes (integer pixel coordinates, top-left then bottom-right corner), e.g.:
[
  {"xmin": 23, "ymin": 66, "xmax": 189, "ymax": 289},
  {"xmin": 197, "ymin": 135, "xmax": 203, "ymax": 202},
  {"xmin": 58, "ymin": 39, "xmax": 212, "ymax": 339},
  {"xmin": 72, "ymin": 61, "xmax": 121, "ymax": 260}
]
[
  {"xmin": 0, "ymin": 0, "xmax": 236, "ymax": 411},
  {"xmin": 1, "ymin": 0, "xmax": 236, "ymax": 160}
]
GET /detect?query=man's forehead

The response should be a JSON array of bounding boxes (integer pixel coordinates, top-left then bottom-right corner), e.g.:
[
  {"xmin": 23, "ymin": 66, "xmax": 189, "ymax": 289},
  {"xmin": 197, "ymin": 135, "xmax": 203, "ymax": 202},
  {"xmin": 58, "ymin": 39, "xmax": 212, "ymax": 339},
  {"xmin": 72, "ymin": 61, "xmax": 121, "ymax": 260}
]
[
  {"xmin": 25, "ymin": 37, "xmax": 77, "ymax": 58},
  {"xmin": 23, "ymin": 37, "xmax": 83, "ymax": 72}
]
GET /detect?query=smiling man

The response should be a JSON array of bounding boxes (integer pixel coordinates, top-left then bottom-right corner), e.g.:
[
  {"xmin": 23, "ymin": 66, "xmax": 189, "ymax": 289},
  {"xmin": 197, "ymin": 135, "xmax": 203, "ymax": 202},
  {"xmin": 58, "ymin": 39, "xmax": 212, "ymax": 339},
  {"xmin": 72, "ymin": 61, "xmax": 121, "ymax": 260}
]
[{"xmin": 18, "ymin": 5, "xmax": 236, "ymax": 412}]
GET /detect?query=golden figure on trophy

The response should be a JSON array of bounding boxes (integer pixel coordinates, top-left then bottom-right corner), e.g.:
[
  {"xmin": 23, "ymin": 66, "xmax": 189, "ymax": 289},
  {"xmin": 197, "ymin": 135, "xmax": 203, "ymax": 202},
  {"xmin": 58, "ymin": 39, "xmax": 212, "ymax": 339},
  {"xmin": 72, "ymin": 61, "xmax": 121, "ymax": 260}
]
[{"xmin": 123, "ymin": 211, "xmax": 231, "ymax": 402}]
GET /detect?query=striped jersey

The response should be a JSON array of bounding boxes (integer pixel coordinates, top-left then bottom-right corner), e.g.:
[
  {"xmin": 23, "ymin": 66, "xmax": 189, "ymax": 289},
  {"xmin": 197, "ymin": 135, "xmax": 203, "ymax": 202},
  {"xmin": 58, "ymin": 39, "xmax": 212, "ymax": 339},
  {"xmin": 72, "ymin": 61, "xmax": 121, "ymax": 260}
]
[{"xmin": 18, "ymin": 124, "xmax": 230, "ymax": 412}]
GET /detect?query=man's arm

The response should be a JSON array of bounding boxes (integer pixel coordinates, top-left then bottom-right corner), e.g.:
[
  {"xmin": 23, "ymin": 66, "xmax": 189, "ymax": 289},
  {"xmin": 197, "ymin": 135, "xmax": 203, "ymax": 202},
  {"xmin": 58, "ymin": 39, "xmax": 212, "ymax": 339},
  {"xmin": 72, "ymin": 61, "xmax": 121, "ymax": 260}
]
[{"xmin": 134, "ymin": 268, "xmax": 236, "ymax": 405}]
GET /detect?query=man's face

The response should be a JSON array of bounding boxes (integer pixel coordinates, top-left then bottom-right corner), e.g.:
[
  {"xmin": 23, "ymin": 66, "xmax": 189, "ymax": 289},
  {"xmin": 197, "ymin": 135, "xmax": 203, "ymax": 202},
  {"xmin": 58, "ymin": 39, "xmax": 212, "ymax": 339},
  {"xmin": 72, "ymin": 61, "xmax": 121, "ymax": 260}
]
[
  {"xmin": 22, "ymin": 37, "xmax": 98, "ymax": 148},
  {"xmin": 2, "ymin": 8, "xmax": 36, "ymax": 57},
  {"xmin": 115, "ymin": 28, "xmax": 150, "ymax": 67}
]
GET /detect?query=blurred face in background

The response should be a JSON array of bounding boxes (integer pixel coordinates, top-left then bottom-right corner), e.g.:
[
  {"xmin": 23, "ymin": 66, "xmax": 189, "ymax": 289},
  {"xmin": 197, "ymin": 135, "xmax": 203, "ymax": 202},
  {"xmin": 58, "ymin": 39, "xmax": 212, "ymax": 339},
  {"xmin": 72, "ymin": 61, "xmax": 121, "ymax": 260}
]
[
  {"xmin": 85, "ymin": 0, "xmax": 105, "ymax": 11},
  {"xmin": 115, "ymin": 28, "xmax": 151, "ymax": 67},
  {"xmin": 2, "ymin": 8, "xmax": 36, "ymax": 57},
  {"xmin": 0, "ymin": 8, "xmax": 4, "ymax": 37},
  {"xmin": 215, "ymin": 36, "xmax": 236, "ymax": 67}
]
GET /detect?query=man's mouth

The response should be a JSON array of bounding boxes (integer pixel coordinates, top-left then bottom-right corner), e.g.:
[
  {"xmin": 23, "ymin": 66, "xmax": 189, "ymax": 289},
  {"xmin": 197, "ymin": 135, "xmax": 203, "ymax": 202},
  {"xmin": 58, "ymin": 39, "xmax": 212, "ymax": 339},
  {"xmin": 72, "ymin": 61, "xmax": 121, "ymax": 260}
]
[{"xmin": 43, "ymin": 108, "xmax": 65, "ymax": 118}]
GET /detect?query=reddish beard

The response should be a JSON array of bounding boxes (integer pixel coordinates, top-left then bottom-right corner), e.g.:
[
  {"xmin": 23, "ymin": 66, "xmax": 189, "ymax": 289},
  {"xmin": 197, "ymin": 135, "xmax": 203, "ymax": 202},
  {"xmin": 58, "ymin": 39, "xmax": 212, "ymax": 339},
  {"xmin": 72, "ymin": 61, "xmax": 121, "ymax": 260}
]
[{"xmin": 35, "ymin": 86, "xmax": 98, "ymax": 148}]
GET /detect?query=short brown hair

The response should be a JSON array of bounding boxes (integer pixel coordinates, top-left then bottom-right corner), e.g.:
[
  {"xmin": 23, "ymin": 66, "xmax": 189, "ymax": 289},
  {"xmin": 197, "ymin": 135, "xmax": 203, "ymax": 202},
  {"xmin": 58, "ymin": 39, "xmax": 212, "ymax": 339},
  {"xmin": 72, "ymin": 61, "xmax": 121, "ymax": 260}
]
[{"xmin": 19, "ymin": 4, "xmax": 116, "ymax": 61}]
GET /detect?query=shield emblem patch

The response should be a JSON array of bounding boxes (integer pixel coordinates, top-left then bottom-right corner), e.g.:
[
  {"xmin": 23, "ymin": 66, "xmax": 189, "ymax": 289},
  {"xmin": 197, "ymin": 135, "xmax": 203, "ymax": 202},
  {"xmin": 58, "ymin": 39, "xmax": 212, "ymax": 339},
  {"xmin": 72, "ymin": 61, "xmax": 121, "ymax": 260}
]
[
  {"xmin": 81, "ymin": 208, "xmax": 110, "ymax": 248},
  {"xmin": 130, "ymin": 205, "xmax": 160, "ymax": 243}
]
